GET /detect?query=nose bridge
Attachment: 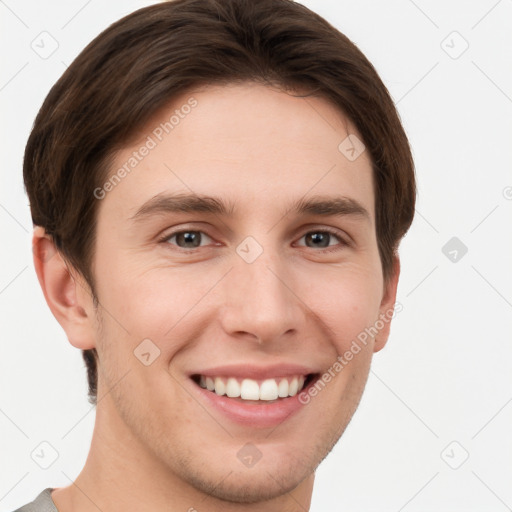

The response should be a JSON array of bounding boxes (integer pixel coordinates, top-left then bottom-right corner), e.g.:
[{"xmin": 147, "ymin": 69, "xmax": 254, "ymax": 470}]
[{"xmin": 218, "ymin": 242, "xmax": 303, "ymax": 343}]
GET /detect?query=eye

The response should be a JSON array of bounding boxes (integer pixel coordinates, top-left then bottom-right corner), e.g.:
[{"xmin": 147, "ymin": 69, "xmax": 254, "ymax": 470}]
[
  {"xmin": 158, "ymin": 227, "xmax": 349, "ymax": 253},
  {"xmin": 160, "ymin": 230, "xmax": 214, "ymax": 250},
  {"xmin": 296, "ymin": 229, "xmax": 349, "ymax": 252}
]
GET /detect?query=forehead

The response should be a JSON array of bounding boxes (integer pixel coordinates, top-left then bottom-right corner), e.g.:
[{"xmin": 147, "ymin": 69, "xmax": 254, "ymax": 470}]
[{"xmin": 98, "ymin": 82, "xmax": 375, "ymax": 224}]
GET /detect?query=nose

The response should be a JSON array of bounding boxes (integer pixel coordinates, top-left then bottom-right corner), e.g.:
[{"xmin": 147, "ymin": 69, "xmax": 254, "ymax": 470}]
[{"xmin": 217, "ymin": 246, "xmax": 306, "ymax": 344}]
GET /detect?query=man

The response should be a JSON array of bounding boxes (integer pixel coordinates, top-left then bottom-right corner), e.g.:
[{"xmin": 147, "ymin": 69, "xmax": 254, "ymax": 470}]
[{"xmin": 17, "ymin": 0, "xmax": 415, "ymax": 510}]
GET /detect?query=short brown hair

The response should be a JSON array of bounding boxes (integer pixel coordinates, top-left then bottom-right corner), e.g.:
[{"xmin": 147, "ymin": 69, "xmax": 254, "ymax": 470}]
[{"xmin": 23, "ymin": 0, "xmax": 416, "ymax": 406}]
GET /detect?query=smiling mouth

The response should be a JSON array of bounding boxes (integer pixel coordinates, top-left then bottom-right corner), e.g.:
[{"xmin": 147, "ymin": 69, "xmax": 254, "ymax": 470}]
[{"xmin": 191, "ymin": 374, "xmax": 318, "ymax": 402}]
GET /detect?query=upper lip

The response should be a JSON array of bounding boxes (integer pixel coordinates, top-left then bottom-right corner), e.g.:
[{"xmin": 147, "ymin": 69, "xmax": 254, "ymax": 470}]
[{"xmin": 189, "ymin": 363, "xmax": 318, "ymax": 380}]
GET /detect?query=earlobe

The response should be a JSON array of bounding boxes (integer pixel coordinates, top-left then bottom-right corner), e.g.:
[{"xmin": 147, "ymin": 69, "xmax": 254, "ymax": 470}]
[
  {"xmin": 373, "ymin": 256, "xmax": 400, "ymax": 353},
  {"xmin": 32, "ymin": 226, "xmax": 96, "ymax": 350}
]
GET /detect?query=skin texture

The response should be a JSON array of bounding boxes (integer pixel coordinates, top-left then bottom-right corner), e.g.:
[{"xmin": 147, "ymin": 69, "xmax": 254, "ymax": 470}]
[{"xmin": 33, "ymin": 82, "xmax": 400, "ymax": 512}]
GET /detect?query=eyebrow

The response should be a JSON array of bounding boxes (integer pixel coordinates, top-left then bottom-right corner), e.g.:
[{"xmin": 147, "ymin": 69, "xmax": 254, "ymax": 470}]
[{"xmin": 129, "ymin": 192, "xmax": 370, "ymax": 222}]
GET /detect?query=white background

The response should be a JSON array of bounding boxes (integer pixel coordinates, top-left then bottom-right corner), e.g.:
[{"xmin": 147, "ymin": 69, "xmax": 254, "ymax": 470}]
[{"xmin": 1, "ymin": 1, "xmax": 511, "ymax": 511}]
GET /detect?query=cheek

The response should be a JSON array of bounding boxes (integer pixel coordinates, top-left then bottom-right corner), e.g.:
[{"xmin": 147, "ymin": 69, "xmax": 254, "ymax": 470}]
[
  {"xmin": 94, "ymin": 261, "xmax": 220, "ymax": 366},
  {"xmin": 296, "ymin": 265, "xmax": 383, "ymax": 352},
  {"xmin": 94, "ymin": 253, "xmax": 181, "ymax": 330}
]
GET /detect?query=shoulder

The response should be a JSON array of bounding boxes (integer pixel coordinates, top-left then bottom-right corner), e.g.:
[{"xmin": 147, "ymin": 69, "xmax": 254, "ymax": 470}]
[{"xmin": 12, "ymin": 488, "xmax": 57, "ymax": 512}]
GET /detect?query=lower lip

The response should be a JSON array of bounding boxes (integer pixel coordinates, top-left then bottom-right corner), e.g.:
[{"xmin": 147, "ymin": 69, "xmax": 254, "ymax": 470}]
[{"xmin": 192, "ymin": 380, "xmax": 313, "ymax": 428}]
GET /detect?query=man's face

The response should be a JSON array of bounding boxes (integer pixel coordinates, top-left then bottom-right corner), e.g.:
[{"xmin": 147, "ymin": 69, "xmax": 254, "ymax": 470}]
[{"xmin": 88, "ymin": 82, "xmax": 396, "ymax": 502}]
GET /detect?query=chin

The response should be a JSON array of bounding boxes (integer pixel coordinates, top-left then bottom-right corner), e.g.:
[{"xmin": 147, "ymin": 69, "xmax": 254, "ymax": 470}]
[
  {"xmin": 170, "ymin": 439, "xmax": 320, "ymax": 504},
  {"xmin": 183, "ymin": 463, "xmax": 311, "ymax": 504}
]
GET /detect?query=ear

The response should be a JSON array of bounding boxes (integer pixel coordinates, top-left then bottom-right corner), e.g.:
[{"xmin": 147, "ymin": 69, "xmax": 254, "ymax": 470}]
[
  {"xmin": 32, "ymin": 226, "xmax": 96, "ymax": 350},
  {"xmin": 373, "ymin": 256, "xmax": 400, "ymax": 353}
]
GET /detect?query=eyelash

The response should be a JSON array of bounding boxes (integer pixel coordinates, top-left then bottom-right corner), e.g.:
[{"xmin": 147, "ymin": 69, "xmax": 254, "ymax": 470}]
[{"xmin": 157, "ymin": 227, "xmax": 350, "ymax": 253}]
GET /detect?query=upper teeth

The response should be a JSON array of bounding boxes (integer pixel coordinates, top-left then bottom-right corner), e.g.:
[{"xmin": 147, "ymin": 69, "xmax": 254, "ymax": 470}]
[{"xmin": 198, "ymin": 375, "xmax": 306, "ymax": 401}]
